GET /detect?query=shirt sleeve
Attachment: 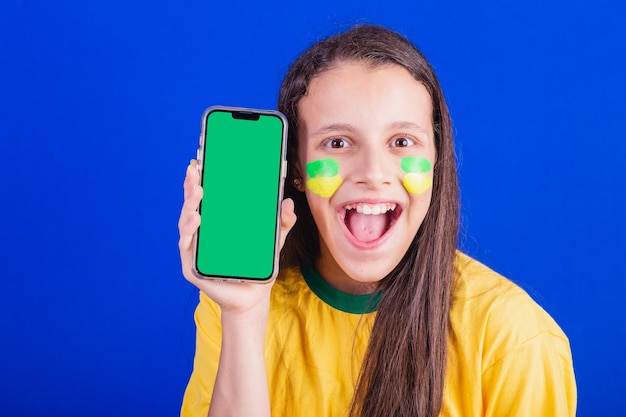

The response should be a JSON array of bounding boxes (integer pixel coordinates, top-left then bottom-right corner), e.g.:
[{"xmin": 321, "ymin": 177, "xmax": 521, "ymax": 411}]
[
  {"xmin": 180, "ymin": 291, "xmax": 222, "ymax": 417},
  {"xmin": 481, "ymin": 290, "xmax": 577, "ymax": 417}
]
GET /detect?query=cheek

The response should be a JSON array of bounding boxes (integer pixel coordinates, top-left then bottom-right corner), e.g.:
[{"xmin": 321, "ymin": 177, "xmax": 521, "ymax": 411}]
[
  {"xmin": 403, "ymin": 173, "xmax": 433, "ymax": 194},
  {"xmin": 305, "ymin": 158, "xmax": 343, "ymax": 198},
  {"xmin": 401, "ymin": 156, "xmax": 433, "ymax": 195}
]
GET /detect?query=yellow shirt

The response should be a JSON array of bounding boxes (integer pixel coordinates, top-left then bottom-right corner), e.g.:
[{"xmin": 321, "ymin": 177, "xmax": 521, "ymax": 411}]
[{"xmin": 181, "ymin": 252, "xmax": 576, "ymax": 416}]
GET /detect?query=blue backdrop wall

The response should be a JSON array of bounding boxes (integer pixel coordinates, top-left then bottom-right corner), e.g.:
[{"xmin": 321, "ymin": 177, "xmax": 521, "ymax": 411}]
[{"xmin": 1, "ymin": 0, "xmax": 624, "ymax": 415}]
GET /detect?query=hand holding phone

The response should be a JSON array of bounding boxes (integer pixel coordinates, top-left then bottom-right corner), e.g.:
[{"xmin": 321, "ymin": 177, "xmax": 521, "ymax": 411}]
[
  {"xmin": 192, "ymin": 106, "xmax": 289, "ymax": 283},
  {"xmin": 178, "ymin": 160, "xmax": 296, "ymax": 311}
]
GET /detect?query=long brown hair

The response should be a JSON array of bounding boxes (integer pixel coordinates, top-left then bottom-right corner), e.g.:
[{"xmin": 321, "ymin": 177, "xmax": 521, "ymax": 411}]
[{"xmin": 278, "ymin": 25, "xmax": 459, "ymax": 417}]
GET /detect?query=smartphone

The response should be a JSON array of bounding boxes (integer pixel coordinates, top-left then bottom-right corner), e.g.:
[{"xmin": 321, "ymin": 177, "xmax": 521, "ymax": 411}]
[{"xmin": 193, "ymin": 106, "xmax": 288, "ymax": 282}]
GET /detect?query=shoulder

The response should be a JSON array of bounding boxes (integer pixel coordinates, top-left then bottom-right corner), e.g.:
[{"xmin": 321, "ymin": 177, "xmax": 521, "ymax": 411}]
[
  {"xmin": 447, "ymin": 252, "xmax": 576, "ymax": 415},
  {"xmin": 453, "ymin": 251, "xmax": 518, "ymax": 299},
  {"xmin": 451, "ymin": 251, "xmax": 571, "ymax": 367},
  {"xmin": 272, "ymin": 265, "xmax": 309, "ymax": 299},
  {"xmin": 452, "ymin": 251, "xmax": 562, "ymax": 329},
  {"xmin": 269, "ymin": 265, "xmax": 315, "ymax": 313}
]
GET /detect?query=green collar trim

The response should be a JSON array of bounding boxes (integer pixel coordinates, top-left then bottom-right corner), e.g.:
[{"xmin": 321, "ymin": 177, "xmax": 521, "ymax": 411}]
[{"xmin": 301, "ymin": 262, "xmax": 380, "ymax": 314}]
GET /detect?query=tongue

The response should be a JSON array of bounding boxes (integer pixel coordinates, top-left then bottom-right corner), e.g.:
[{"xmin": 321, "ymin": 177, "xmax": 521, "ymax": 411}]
[{"xmin": 347, "ymin": 211, "xmax": 388, "ymax": 242}]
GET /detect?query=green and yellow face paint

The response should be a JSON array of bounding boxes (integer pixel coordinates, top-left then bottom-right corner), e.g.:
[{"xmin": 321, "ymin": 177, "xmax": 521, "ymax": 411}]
[
  {"xmin": 305, "ymin": 158, "xmax": 343, "ymax": 198},
  {"xmin": 401, "ymin": 156, "xmax": 433, "ymax": 194}
]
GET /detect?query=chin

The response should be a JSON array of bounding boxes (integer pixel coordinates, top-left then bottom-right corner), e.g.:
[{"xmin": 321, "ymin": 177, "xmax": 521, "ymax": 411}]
[{"xmin": 340, "ymin": 256, "xmax": 402, "ymax": 283}]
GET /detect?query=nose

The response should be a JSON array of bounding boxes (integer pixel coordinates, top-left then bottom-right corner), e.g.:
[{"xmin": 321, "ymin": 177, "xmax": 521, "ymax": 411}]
[{"xmin": 351, "ymin": 144, "xmax": 394, "ymax": 189}]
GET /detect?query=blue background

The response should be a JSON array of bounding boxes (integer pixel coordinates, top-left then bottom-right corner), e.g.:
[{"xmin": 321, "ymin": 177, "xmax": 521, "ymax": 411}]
[{"xmin": 1, "ymin": 0, "xmax": 624, "ymax": 415}]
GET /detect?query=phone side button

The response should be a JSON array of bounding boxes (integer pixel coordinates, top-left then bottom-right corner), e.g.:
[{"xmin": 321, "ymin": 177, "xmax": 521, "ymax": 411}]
[{"xmin": 281, "ymin": 161, "xmax": 288, "ymax": 178}]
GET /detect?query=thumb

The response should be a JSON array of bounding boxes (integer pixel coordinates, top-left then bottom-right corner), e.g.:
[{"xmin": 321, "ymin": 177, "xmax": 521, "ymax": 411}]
[{"xmin": 278, "ymin": 198, "xmax": 297, "ymax": 251}]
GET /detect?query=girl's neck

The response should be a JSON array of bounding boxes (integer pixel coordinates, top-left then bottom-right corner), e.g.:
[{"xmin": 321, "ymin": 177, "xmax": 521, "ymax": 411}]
[{"xmin": 313, "ymin": 257, "xmax": 378, "ymax": 295}]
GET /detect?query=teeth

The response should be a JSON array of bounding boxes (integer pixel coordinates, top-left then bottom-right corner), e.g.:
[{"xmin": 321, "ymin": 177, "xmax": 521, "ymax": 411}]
[{"xmin": 349, "ymin": 203, "xmax": 396, "ymax": 215}]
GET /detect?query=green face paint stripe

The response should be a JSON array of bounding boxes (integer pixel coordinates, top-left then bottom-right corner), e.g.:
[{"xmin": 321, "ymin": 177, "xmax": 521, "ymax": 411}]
[
  {"xmin": 401, "ymin": 157, "xmax": 432, "ymax": 173},
  {"xmin": 306, "ymin": 158, "xmax": 340, "ymax": 178}
]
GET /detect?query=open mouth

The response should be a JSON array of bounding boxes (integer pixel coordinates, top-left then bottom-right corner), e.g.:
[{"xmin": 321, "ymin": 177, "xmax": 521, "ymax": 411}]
[{"xmin": 341, "ymin": 202, "xmax": 401, "ymax": 243}]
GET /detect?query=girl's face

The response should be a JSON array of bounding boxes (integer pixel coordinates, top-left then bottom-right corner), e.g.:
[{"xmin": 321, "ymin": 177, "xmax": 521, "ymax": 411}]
[{"xmin": 297, "ymin": 62, "xmax": 436, "ymax": 294}]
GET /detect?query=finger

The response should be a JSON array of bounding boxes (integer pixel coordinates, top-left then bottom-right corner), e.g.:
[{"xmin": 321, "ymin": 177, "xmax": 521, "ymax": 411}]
[
  {"xmin": 182, "ymin": 183, "xmax": 203, "ymax": 213},
  {"xmin": 180, "ymin": 161, "xmax": 204, "ymax": 282},
  {"xmin": 178, "ymin": 184, "xmax": 204, "ymax": 229},
  {"xmin": 184, "ymin": 160, "xmax": 200, "ymax": 200},
  {"xmin": 179, "ymin": 210, "xmax": 201, "ymax": 243},
  {"xmin": 278, "ymin": 198, "xmax": 297, "ymax": 251},
  {"xmin": 179, "ymin": 211, "xmax": 200, "ymax": 270}
]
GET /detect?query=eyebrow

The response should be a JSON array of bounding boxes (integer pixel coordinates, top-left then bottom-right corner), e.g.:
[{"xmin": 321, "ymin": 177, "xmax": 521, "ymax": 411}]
[
  {"xmin": 309, "ymin": 123, "xmax": 356, "ymax": 138},
  {"xmin": 309, "ymin": 121, "xmax": 431, "ymax": 138},
  {"xmin": 386, "ymin": 121, "xmax": 431, "ymax": 136}
]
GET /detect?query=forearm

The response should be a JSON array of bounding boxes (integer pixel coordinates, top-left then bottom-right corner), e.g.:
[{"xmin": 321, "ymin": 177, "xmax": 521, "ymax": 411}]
[{"xmin": 208, "ymin": 302, "xmax": 271, "ymax": 417}]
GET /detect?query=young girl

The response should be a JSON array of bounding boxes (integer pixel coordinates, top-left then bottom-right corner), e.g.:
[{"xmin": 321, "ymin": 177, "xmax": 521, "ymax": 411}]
[{"xmin": 178, "ymin": 25, "xmax": 576, "ymax": 417}]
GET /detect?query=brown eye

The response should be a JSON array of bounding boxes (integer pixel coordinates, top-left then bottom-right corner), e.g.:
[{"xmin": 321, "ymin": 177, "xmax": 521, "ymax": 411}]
[
  {"xmin": 325, "ymin": 137, "xmax": 348, "ymax": 148},
  {"xmin": 391, "ymin": 136, "xmax": 416, "ymax": 148},
  {"xmin": 331, "ymin": 138, "xmax": 345, "ymax": 148}
]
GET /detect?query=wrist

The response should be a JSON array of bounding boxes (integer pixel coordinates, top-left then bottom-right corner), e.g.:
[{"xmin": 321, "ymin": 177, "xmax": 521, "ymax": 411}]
[{"xmin": 220, "ymin": 298, "xmax": 270, "ymax": 338}]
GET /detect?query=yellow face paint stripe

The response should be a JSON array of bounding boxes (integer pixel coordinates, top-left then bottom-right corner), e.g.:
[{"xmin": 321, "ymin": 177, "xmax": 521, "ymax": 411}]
[
  {"xmin": 401, "ymin": 157, "xmax": 433, "ymax": 195},
  {"xmin": 305, "ymin": 158, "xmax": 343, "ymax": 198},
  {"xmin": 403, "ymin": 173, "xmax": 433, "ymax": 194}
]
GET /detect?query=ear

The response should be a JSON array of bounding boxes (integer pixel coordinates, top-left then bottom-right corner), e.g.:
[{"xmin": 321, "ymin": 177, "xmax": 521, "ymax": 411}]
[{"xmin": 290, "ymin": 160, "xmax": 306, "ymax": 192}]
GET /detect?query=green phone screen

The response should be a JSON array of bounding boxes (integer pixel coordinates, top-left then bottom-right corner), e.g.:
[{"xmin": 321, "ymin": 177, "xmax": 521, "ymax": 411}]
[{"xmin": 195, "ymin": 108, "xmax": 286, "ymax": 280}]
